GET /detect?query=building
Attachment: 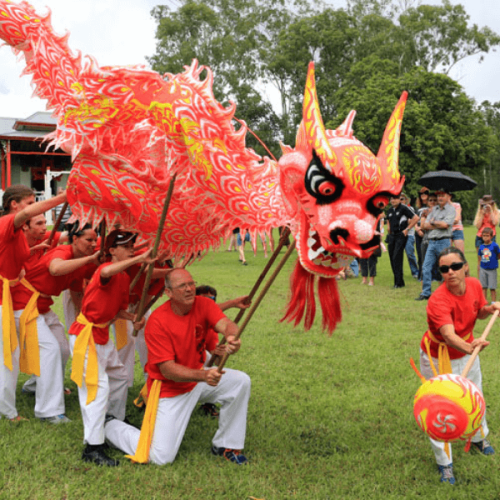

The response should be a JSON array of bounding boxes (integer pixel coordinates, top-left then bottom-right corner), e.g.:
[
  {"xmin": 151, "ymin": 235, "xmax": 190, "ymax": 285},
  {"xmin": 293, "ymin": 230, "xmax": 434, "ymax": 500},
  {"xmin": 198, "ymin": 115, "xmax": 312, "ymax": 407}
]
[{"xmin": 0, "ymin": 111, "xmax": 72, "ymax": 198}]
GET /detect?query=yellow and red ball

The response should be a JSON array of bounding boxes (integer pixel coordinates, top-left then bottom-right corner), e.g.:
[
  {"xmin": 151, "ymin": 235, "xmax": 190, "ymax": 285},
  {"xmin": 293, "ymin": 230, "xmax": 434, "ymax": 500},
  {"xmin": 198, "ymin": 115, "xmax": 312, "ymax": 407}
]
[{"xmin": 413, "ymin": 373, "xmax": 485, "ymax": 442}]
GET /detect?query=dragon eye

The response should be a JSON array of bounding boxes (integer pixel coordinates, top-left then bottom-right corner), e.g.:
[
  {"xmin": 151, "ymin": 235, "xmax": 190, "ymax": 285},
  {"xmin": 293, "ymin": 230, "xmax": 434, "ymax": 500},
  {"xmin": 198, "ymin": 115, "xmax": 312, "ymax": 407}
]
[
  {"xmin": 305, "ymin": 151, "xmax": 344, "ymax": 205},
  {"xmin": 318, "ymin": 182, "xmax": 337, "ymax": 197},
  {"xmin": 366, "ymin": 192, "xmax": 392, "ymax": 217},
  {"xmin": 372, "ymin": 195, "xmax": 389, "ymax": 210}
]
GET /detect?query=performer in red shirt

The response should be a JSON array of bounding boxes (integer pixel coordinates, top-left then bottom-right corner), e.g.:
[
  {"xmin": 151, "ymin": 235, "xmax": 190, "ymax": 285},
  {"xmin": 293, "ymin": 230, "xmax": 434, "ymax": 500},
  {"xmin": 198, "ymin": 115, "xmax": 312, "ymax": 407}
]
[
  {"xmin": 0, "ymin": 185, "xmax": 66, "ymax": 421},
  {"xmin": 419, "ymin": 247, "xmax": 499, "ymax": 485},
  {"xmin": 68, "ymin": 230, "xmax": 152, "ymax": 467},
  {"xmin": 104, "ymin": 269, "xmax": 251, "ymax": 466},
  {"xmin": 12, "ymin": 221, "xmax": 100, "ymax": 423}
]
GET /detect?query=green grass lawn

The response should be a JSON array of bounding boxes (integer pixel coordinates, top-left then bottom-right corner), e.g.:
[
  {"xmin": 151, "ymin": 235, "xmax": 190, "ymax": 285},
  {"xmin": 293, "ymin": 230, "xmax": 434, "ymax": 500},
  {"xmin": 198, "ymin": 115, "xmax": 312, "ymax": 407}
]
[{"xmin": 1, "ymin": 226, "xmax": 499, "ymax": 499}]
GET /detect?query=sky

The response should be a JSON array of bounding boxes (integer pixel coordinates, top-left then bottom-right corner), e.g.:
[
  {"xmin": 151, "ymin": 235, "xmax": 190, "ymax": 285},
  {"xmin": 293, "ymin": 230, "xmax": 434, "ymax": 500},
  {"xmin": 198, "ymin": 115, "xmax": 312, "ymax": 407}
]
[{"xmin": 0, "ymin": 0, "xmax": 499, "ymax": 119}]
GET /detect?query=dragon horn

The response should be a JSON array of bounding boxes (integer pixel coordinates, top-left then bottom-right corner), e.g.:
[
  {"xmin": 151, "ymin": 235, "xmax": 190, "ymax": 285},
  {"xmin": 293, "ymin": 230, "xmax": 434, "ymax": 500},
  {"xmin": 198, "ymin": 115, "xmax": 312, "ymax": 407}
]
[
  {"xmin": 377, "ymin": 91, "xmax": 408, "ymax": 181},
  {"xmin": 335, "ymin": 110, "xmax": 356, "ymax": 138},
  {"xmin": 302, "ymin": 62, "xmax": 337, "ymax": 172}
]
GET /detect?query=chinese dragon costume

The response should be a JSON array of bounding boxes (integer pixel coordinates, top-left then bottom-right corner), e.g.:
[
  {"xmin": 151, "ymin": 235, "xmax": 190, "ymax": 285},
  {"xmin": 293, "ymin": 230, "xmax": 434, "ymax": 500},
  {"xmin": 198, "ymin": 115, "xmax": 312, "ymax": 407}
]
[{"xmin": 0, "ymin": 0, "xmax": 407, "ymax": 333}]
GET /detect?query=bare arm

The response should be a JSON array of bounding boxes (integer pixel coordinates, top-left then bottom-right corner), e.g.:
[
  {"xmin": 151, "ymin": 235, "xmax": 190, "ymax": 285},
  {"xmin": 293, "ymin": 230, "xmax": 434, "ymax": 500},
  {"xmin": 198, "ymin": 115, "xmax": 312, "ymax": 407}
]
[
  {"xmin": 214, "ymin": 317, "xmax": 241, "ymax": 354},
  {"xmin": 440, "ymin": 324, "xmax": 489, "ymax": 355},
  {"xmin": 49, "ymin": 252, "xmax": 100, "ymax": 277},
  {"xmin": 158, "ymin": 359, "xmax": 223, "ymax": 386},
  {"xmin": 100, "ymin": 249, "xmax": 153, "ymax": 280},
  {"xmin": 14, "ymin": 192, "xmax": 67, "ymax": 229},
  {"xmin": 403, "ymin": 214, "xmax": 419, "ymax": 235},
  {"xmin": 477, "ymin": 301, "xmax": 500, "ymax": 320},
  {"xmin": 218, "ymin": 295, "xmax": 251, "ymax": 312}
]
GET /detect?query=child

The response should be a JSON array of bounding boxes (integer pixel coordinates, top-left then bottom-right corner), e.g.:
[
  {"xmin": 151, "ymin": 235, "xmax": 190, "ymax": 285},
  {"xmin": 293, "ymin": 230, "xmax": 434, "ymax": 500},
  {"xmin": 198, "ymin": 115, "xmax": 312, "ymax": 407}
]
[{"xmin": 477, "ymin": 227, "xmax": 500, "ymax": 302}]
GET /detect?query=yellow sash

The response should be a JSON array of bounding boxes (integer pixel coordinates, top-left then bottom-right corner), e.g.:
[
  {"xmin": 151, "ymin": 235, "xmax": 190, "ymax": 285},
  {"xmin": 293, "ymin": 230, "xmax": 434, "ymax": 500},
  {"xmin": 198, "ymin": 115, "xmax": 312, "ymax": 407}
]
[
  {"xmin": 18, "ymin": 279, "xmax": 40, "ymax": 376},
  {"xmin": 114, "ymin": 319, "xmax": 128, "ymax": 351},
  {"xmin": 1, "ymin": 275, "xmax": 19, "ymax": 371},
  {"xmin": 133, "ymin": 382, "xmax": 149, "ymax": 408},
  {"xmin": 424, "ymin": 329, "xmax": 472, "ymax": 375},
  {"xmin": 126, "ymin": 379, "xmax": 161, "ymax": 464},
  {"xmin": 70, "ymin": 313, "xmax": 109, "ymax": 405}
]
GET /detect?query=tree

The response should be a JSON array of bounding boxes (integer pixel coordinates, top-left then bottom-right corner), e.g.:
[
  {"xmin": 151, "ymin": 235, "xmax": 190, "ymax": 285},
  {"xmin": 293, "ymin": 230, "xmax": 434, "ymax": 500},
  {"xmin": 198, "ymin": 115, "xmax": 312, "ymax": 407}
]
[{"xmin": 326, "ymin": 58, "xmax": 496, "ymax": 218}]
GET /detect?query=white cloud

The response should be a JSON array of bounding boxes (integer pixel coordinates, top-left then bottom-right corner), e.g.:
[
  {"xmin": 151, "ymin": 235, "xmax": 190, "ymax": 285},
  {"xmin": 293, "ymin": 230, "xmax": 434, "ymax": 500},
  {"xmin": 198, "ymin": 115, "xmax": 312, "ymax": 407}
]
[{"xmin": 0, "ymin": 0, "xmax": 499, "ymax": 118}]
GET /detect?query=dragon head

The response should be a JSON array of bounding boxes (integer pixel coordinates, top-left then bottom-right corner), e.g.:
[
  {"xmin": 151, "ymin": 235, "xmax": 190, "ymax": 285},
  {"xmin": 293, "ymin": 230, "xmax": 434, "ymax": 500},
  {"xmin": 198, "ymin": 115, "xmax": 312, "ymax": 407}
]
[{"xmin": 279, "ymin": 62, "xmax": 407, "ymax": 278}]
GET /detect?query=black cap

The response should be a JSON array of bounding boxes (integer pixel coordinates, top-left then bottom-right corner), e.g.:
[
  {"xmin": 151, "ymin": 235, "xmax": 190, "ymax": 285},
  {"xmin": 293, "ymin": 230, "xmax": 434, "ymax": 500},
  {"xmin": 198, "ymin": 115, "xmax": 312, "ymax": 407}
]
[{"xmin": 105, "ymin": 230, "xmax": 138, "ymax": 251}]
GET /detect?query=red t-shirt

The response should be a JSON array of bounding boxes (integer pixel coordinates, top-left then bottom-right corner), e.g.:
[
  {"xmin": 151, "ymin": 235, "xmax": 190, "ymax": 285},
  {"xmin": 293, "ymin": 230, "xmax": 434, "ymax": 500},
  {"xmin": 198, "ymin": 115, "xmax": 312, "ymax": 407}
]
[
  {"xmin": 68, "ymin": 263, "xmax": 130, "ymax": 344},
  {"xmin": 0, "ymin": 214, "xmax": 30, "ymax": 304},
  {"xmin": 126, "ymin": 260, "xmax": 170, "ymax": 305},
  {"xmin": 145, "ymin": 296, "xmax": 226, "ymax": 398},
  {"xmin": 421, "ymin": 277, "xmax": 487, "ymax": 359},
  {"xmin": 12, "ymin": 245, "xmax": 96, "ymax": 314}
]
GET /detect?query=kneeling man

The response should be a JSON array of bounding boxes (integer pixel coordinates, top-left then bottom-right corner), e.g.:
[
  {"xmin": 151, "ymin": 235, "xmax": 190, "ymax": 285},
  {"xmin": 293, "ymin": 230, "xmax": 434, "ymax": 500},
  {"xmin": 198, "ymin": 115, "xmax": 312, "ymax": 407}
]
[{"xmin": 105, "ymin": 269, "xmax": 251, "ymax": 465}]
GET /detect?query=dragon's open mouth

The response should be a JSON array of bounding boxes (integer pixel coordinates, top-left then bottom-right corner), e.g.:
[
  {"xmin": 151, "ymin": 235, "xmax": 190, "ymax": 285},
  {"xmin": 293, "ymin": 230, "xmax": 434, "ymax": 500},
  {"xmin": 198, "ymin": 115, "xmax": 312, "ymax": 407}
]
[
  {"xmin": 295, "ymin": 214, "xmax": 353, "ymax": 278},
  {"xmin": 306, "ymin": 230, "xmax": 347, "ymax": 269}
]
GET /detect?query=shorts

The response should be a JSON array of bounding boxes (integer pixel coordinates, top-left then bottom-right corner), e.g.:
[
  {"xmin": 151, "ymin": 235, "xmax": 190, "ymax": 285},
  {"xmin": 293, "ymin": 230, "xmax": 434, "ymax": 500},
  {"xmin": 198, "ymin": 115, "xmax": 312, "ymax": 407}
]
[
  {"xmin": 479, "ymin": 267, "xmax": 497, "ymax": 290},
  {"xmin": 237, "ymin": 232, "xmax": 250, "ymax": 246},
  {"xmin": 452, "ymin": 229, "xmax": 464, "ymax": 241}
]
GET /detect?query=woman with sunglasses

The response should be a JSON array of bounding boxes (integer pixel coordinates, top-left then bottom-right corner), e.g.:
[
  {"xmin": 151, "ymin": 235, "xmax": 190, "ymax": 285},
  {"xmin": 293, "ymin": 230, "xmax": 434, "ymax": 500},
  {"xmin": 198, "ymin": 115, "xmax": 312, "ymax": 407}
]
[{"xmin": 418, "ymin": 247, "xmax": 500, "ymax": 485}]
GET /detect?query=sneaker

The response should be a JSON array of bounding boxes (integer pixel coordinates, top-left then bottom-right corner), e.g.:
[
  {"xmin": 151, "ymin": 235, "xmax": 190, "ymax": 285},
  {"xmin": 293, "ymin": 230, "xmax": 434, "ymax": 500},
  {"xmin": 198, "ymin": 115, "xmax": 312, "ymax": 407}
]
[
  {"xmin": 22, "ymin": 385, "xmax": 36, "ymax": 395},
  {"xmin": 415, "ymin": 294, "xmax": 430, "ymax": 301},
  {"xmin": 200, "ymin": 403, "xmax": 219, "ymax": 418},
  {"xmin": 471, "ymin": 439, "xmax": 495, "ymax": 455},
  {"xmin": 438, "ymin": 464, "xmax": 455, "ymax": 484},
  {"xmin": 40, "ymin": 414, "xmax": 71, "ymax": 424},
  {"xmin": 211, "ymin": 445, "xmax": 248, "ymax": 465},
  {"xmin": 82, "ymin": 444, "xmax": 119, "ymax": 467}
]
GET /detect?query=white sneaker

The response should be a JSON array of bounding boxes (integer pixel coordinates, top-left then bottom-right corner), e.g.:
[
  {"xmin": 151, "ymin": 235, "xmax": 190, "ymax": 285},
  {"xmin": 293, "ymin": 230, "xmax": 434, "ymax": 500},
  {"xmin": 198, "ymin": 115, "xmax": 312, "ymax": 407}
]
[{"xmin": 40, "ymin": 414, "xmax": 71, "ymax": 424}]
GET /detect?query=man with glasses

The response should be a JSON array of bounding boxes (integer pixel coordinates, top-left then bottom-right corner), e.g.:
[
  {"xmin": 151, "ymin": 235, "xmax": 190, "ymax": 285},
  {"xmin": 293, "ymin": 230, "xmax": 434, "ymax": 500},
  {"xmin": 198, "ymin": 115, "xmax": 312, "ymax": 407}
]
[
  {"xmin": 416, "ymin": 188, "xmax": 456, "ymax": 300},
  {"xmin": 104, "ymin": 269, "xmax": 251, "ymax": 465},
  {"xmin": 419, "ymin": 247, "xmax": 499, "ymax": 485}
]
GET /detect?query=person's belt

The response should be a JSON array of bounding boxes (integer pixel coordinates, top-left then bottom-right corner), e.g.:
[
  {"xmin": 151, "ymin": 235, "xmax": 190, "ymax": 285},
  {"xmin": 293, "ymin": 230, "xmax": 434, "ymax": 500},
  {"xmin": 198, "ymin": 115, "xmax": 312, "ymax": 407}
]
[{"xmin": 429, "ymin": 236, "xmax": 451, "ymax": 241}]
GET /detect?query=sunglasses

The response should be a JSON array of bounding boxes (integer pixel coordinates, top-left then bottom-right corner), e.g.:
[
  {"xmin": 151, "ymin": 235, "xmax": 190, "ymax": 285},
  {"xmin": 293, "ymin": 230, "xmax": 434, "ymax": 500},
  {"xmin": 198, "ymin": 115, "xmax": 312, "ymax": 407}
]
[{"xmin": 439, "ymin": 262, "xmax": 465, "ymax": 274}]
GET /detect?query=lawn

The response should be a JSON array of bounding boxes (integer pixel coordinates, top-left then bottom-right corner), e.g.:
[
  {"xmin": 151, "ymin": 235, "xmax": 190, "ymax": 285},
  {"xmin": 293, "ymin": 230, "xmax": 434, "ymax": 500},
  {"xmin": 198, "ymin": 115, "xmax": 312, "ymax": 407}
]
[{"xmin": 1, "ymin": 225, "xmax": 499, "ymax": 499}]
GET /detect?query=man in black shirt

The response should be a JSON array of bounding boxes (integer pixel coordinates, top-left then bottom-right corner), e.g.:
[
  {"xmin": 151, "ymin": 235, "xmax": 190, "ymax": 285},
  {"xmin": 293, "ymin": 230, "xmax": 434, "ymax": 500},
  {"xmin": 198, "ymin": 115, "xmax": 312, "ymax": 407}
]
[{"xmin": 386, "ymin": 195, "xmax": 418, "ymax": 288}]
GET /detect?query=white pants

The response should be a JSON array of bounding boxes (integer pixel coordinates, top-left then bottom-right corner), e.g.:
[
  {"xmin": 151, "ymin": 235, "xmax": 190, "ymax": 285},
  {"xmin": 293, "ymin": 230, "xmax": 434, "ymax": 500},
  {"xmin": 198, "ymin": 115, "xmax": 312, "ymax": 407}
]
[
  {"xmin": 22, "ymin": 310, "xmax": 70, "ymax": 398},
  {"xmin": 69, "ymin": 335, "xmax": 129, "ymax": 445},
  {"xmin": 111, "ymin": 310, "xmax": 150, "ymax": 387},
  {"xmin": 62, "ymin": 289, "xmax": 77, "ymax": 330},
  {"xmin": 0, "ymin": 305, "xmax": 20, "ymax": 419},
  {"xmin": 419, "ymin": 348, "xmax": 489, "ymax": 466},
  {"xmin": 105, "ymin": 368, "xmax": 251, "ymax": 464},
  {"xmin": 14, "ymin": 309, "xmax": 66, "ymax": 418}
]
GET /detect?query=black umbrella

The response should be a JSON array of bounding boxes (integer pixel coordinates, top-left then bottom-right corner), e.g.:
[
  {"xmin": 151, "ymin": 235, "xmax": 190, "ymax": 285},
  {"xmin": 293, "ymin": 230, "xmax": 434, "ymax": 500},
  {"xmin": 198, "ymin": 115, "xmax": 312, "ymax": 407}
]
[{"xmin": 417, "ymin": 170, "xmax": 477, "ymax": 192}]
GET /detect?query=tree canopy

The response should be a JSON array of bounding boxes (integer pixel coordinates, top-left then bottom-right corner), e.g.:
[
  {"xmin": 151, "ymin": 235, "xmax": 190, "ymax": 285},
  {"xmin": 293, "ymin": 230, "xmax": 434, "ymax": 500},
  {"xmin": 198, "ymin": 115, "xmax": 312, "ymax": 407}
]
[{"xmin": 148, "ymin": 0, "xmax": 500, "ymax": 217}]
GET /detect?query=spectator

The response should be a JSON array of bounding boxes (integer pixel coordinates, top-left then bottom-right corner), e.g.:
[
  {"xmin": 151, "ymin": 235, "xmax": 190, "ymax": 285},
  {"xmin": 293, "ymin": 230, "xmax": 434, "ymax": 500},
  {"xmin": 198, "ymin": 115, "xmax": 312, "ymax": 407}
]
[
  {"xmin": 450, "ymin": 193, "xmax": 465, "ymax": 253},
  {"xmin": 415, "ymin": 188, "xmax": 430, "ymax": 278},
  {"xmin": 477, "ymin": 227, "xmax": 500, "ymax": 303},
  {"xmin": 416, "ymin": 188, "xmax": 455, "ymax": 301},
  {"xmin": 386, "ymin": 194, "xmax": 418, "ymax": 288},
  {"xmin": 360, "ymin": 220, "xmax": 382, "ymax": 286},
  {"xmin": 474, "ymin": 195, "xmax": 499, "ymax": 249},
  {"xmin": 400, "ymin": 193, "xmax": 419, "ymax": 278},
  {"xmin": 236, "ymin": 228, "xmax": 250, "ymax": 266}
]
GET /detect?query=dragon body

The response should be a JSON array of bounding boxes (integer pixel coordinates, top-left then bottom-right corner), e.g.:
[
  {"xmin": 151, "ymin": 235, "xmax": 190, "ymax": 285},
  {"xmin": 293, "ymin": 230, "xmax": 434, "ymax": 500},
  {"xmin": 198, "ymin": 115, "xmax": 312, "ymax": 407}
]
[{"xmin": 0, "ymin": 0, "xmax": 407, "ymax": 332}]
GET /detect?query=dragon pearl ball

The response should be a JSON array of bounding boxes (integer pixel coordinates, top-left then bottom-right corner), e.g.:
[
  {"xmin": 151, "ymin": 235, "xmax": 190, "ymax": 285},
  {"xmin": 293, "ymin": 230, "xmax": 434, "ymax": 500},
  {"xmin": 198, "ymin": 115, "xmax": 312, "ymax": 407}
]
[{"xmin": 413, "ymin": 373, "xmax": 485, "ymax": 442}]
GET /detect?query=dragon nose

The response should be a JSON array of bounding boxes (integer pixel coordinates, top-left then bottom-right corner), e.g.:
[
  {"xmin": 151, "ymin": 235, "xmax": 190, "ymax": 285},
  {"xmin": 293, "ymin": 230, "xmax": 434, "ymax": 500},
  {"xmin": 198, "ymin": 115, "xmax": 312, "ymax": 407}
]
[
  {"xmin": 330, "ymin": 227, "xmax": 349, "ymax": 245},
  {"xmin": 329, "ymin": 219, "xmax": 374, "ymax": 245}
]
